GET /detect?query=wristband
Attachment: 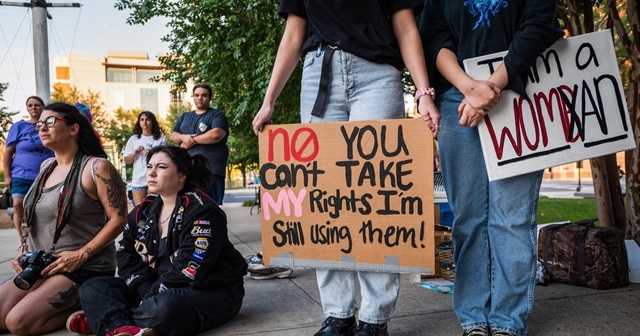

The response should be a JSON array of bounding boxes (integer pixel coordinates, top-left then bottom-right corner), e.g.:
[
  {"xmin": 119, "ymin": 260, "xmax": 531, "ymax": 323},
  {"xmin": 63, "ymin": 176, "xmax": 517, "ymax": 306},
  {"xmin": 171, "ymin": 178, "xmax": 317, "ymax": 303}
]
[{"xmin": 414, "ymin": 87, "xmax": 436, "ymax": 103}]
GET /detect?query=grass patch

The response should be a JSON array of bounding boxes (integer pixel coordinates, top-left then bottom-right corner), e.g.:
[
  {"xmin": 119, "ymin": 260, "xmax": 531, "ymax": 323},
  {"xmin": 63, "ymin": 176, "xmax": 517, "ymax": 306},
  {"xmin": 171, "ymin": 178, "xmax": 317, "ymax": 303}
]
[
  {"xmin": 537, "ymin": 197, "xmax": 597, "ymax": 224},
  {"xmin": 243, "ymin": 200, "xmax": 256, "ymax": 207}
]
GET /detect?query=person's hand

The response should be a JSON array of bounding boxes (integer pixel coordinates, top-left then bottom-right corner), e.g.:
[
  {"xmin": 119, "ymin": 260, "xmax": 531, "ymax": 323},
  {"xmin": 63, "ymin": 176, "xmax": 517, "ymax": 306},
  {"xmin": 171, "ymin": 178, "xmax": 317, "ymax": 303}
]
[
  {"xmin": 417, "ymin": 95, "xmax": 441, "ymax": 137},
  {"xmin": 180, "ymin": 135, "xmax": 196, "ymax": 150},
  {"xmin": 462, "ymin": 79, "xmax": 501, "ymax": 111},
  {"xmin": 252, "ymin": 103, "xmax": 274, "ymax": 135},
  {"xmin": 11, "ymin": 255, "xmax": 23, "ymax": 274},
  {"xmin": 135, "ymin": 146, "xmax": 145, "ymax": 154},
  {"xmin": 40, "ymin": 248, "xmax": 90, "ymax": 277},
  {"xmin": 458, "ymin": 99, "xmax": 486, "ymax": 128}
]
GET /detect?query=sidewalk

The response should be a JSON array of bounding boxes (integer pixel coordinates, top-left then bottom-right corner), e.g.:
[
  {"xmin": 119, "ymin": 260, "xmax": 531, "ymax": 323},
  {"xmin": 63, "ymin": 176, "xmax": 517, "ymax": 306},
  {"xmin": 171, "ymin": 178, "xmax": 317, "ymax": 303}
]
[{"xmin": 1, "ymin": 202, "xmax": 639, "ymax": 335}]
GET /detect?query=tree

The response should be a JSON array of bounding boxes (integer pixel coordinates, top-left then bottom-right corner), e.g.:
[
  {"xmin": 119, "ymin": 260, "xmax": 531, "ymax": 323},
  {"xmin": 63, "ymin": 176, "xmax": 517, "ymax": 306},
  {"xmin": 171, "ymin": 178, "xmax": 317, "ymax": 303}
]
[
  {"xmin": 102, "ymin": 107, "xmax": 143, "ymax": 151},
  {"xmin": 51, "ymin": 83, "xmax": 110, "ymax": 133},
  {"xmin": 556, "ymin": 0, "xmax": 640, "ymax": 243},
  {"xmin": 0, "ymin": 83, "xmax": 18, "ymax": 145},
  {"xmin": 114, "ymin": 0, "xmax": 301, "ymax": 170}
]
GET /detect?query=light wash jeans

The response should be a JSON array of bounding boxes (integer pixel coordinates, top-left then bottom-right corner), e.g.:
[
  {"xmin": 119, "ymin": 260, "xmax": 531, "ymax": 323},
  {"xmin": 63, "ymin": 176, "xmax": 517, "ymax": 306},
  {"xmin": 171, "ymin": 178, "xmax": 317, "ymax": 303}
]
[
  {"xmin": 437, "ymin": 88, "xmax": 543, "ymax": 336},
  {"xmin": 301, "ymin": 48, "xmax": 404, "ymax": 324}
]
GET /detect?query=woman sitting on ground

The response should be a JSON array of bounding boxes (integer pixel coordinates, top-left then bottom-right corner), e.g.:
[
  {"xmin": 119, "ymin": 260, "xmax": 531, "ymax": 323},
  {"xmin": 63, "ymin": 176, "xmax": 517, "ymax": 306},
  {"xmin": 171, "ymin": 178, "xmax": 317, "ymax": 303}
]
[
  {"xmin": 0, "ymin": 103, "xmax": 126, "ymax": 335},
  {"xmin": 66, "ymin": 145, "xmax": 248, "ymax": 336}
]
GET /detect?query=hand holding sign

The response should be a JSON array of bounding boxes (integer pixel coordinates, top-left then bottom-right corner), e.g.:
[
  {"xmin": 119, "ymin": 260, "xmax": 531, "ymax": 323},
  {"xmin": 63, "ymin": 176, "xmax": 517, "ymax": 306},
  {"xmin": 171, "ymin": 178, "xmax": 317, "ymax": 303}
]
[{"xmin": 463, "ymin": 30, "xmax": 636, "ymax": 180}]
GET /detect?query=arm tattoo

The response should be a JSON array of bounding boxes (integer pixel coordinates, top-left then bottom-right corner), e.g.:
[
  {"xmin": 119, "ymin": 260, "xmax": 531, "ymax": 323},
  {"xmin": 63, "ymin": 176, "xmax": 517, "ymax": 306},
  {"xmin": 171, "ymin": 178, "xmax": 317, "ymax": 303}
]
[
  {"xmin": 95, "ymin": 162, "xmax": 128, "ymax": 218},
  {"xmin": 48, "ymin": 284, "xmax": 80, "ymax": 310}
]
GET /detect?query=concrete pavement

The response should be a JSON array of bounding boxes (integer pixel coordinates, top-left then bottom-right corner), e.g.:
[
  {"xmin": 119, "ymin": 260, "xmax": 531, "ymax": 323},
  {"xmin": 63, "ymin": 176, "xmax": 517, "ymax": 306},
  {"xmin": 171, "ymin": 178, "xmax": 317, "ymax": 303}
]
[{"xmin": 0, "ymin": 196, "xmax": 639, "ymax": 335}]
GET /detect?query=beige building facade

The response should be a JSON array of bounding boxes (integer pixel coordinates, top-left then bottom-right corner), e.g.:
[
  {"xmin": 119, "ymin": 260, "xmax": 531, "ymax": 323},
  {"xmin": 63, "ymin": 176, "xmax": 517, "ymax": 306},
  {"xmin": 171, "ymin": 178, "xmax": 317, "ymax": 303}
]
[{"xmin": 54, "ymin": 51, "xmax": 180, "ymax": 117}]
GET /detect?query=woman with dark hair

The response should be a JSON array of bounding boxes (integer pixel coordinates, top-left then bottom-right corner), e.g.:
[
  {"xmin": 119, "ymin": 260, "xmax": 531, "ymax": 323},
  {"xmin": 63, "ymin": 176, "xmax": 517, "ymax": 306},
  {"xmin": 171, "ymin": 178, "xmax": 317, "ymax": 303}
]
[
  {"xmin": 66, "ymin": 146, "xmax": 247, "ymax": 336},
  {"xmin": 420, "ymin": 0, "xmax": 563, "ymax": 335},
  {"xmin": 0, "ymin": 103, "xmax": 127, "ymax": 335},
  {"xmin": 123, "ymin": 111, "xmax": 166, "ymax": 205},
  {"xmin": 2, "ymin": 96, "xmax": 53, "ymax": 244}
]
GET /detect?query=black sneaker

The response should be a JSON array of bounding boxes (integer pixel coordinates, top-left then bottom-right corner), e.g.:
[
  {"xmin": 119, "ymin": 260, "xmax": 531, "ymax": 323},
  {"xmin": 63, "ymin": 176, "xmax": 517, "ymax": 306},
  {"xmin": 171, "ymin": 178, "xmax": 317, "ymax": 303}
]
[
  {"xmin": 491, "ymin": 330, "xmax": 516, "ymax": 336},
  {"xmin": 463, "ymin": 326, "xmax": 490, "ymax": 336},
  {"xmin": 314, "ymin": 316, "xmax": 357, "ymax": 336},
  {"xmin": 248, "ymin": 266, "xmax": 293, "ymax": 280},
  {"xmin": 356, "ymin": 321, "xmax": 388, "ymax": 336}
]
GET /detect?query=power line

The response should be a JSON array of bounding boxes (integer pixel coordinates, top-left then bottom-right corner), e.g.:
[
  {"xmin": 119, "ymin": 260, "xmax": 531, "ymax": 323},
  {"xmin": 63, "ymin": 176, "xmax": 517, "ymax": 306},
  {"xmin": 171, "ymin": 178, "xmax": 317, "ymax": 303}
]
[
  {"xmin": 68, "ymin": 4, "xmax": 81, "ymax": 56},
  {"xmin": 0, "ymin": 9, "xmax": 29, "ymax": 68}
]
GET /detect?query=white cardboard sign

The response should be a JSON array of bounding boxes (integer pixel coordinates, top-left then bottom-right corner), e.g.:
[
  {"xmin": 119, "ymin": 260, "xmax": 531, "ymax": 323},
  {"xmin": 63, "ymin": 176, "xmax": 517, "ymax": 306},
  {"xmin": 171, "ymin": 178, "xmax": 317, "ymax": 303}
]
[{"xmin": 463, "ymin": 30, "xmax": 636, "ymax": 181}]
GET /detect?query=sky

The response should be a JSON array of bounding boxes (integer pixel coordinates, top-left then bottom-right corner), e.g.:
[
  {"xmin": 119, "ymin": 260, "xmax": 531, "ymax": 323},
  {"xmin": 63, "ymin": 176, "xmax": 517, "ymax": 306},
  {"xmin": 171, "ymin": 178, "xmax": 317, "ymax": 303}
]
[{"xmin": 0, "ymin": 0, "xmax": 169, "ymax": 117}]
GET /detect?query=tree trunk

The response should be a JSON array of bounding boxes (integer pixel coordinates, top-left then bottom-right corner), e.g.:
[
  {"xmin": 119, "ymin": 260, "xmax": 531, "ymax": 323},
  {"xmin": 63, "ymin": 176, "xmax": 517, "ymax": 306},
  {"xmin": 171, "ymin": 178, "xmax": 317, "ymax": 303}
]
[
  {"xmin": 590, "ymin": 156, "xmax": 625, "ymax": 228},
  {"xmin": 582, "ymin": 0, "xmax": 626, "ymax": 229}
]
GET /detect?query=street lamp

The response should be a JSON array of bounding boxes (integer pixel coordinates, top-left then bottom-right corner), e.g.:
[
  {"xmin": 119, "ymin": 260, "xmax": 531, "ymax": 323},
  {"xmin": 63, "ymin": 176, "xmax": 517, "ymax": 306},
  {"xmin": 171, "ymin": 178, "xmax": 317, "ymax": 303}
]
[{"xmin": 576, "ymin": 160, "xmax": 582, "ymax": 192}]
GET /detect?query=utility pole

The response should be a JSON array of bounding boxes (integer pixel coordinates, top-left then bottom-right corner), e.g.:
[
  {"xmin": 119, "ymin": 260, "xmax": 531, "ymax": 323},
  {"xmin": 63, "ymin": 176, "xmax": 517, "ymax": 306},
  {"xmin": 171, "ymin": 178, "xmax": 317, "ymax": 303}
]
[{"xmin": 0, "ymin": 1, "xmax": 81, "ymax": 102}]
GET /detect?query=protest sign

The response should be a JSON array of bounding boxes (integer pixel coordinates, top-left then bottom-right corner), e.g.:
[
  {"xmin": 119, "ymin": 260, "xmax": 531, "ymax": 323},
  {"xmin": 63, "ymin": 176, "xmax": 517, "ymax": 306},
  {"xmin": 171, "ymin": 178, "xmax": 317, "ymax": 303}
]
[
  {"xmin": 463, "ymin": 30, "xmax": 636, "ymax": 181},
  {"xmin": 258, "ymin": 119, "xmax": 435, "ymax": 274}
]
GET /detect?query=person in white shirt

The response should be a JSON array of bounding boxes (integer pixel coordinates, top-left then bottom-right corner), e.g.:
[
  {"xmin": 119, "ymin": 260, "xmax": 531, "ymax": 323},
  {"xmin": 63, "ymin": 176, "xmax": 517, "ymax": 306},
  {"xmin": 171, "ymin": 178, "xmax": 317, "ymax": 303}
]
[{"xmin": 122, "ymin": 111, "xmax": 166, "ymax": 205}]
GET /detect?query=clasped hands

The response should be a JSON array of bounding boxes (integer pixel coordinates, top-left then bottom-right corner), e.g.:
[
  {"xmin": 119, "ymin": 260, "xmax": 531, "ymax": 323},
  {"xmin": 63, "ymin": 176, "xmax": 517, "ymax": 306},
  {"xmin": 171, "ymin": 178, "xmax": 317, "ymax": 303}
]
[{"xmin": 458, "ymin": 80, "xmax": 502, "ymax": 127}]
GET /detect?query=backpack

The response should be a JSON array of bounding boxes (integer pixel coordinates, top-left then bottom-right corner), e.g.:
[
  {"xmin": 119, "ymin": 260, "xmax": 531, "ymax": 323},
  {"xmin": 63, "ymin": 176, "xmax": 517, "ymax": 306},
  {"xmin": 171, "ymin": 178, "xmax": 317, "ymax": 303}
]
[{"xmin": 538, "ymin": 219, "xmax": 629, "ymax": 289}]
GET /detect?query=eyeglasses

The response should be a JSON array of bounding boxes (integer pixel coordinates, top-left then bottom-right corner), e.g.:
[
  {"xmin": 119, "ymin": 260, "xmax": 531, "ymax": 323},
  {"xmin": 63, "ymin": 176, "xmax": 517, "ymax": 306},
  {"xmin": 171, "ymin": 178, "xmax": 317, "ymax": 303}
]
[{"xmin": 36, "ymin": 115, "xmax": 66, "ymax": 130}]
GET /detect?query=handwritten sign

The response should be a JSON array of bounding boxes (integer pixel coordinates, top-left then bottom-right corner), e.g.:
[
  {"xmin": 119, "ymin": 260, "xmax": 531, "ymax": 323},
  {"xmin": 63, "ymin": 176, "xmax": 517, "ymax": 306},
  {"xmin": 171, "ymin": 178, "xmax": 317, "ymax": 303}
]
[
  {"xmin": 258, "ymin": 119, "xmax": 435, "ymax": 274},
  {"xmin": 463, "ymin": 30, "xmax": 636, "ymax": 181}
]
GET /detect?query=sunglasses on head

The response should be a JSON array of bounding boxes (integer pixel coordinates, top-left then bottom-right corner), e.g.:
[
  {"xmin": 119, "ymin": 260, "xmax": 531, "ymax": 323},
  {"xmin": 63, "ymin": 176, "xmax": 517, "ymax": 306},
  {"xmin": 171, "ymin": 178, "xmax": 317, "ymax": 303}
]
[{"xmin": 36, "ymin": 115, "xmax": 67, "ymax": 130}]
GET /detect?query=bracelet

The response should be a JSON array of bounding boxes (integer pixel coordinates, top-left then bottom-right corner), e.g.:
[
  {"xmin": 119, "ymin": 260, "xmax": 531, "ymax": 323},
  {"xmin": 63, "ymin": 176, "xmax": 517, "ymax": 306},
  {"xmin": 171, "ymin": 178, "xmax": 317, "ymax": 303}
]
[{"xmin": 414, "ymin": 87, "xmax": 436, "ymax": 103}]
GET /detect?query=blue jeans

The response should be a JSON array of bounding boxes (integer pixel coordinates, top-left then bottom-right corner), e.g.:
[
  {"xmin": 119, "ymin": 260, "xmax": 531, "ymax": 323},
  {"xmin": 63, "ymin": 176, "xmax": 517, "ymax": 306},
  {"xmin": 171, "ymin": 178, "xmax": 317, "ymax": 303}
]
[
  {"xmin": 437, "ymin": 88, "xmax": 543, "ymax": 335},
  {"xmin": 210, "ymin": 175, "xmax": 225, "ymax": 205},
  {"xmin": 301, "ymin": 48, "xmax": 404, "ymax": 324}
]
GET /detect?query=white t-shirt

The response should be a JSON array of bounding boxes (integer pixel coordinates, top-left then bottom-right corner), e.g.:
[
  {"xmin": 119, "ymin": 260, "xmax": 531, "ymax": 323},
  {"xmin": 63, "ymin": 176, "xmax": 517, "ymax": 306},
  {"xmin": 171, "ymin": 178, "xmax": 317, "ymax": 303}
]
[{"xmin": 122, "ymin": 134, "xmax": 166, "ymax": 187}]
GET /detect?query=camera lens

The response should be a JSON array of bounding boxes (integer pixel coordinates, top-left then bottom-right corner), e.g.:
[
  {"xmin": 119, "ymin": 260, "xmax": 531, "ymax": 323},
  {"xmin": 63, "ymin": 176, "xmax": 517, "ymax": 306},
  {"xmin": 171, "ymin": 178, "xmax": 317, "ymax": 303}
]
[{"xmin": 13, "ymin": 275, "xmax": 32, "ymax": 291}]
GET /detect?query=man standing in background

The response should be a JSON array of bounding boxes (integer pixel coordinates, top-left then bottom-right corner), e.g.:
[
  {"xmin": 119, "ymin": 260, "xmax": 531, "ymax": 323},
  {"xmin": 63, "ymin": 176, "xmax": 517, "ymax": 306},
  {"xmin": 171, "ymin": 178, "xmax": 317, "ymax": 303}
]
[{"xmin": 171, "ymin": 83, "xmax": 229, "ymax": 204}]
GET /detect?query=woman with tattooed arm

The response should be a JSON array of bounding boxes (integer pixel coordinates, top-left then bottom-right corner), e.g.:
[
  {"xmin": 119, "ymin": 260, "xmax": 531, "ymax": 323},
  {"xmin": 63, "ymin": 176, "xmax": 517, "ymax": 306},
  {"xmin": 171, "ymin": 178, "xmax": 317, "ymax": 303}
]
[{"xmin": 0, "ymin": 103, "xmax": 127, "ymax": 335}]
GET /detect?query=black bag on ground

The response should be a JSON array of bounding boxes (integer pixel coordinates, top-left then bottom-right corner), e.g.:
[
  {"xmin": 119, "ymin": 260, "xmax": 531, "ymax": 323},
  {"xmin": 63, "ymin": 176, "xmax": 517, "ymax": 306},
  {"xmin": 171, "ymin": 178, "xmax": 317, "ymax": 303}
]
[{"xmin": 538, "ymin": 219, "xmax": 629, "ymax": 289}]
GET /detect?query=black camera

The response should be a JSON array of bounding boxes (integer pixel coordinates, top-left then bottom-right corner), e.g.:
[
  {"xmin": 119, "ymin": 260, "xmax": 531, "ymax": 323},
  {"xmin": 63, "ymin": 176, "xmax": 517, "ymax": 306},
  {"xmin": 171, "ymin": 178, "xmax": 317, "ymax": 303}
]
[
  {"xmin": 0, "ymin": 188, "xmax": 11, "ymax": 209},
  {"xmin": 14, "ymin": 250, "xmax": 57, "ymax": 290}
]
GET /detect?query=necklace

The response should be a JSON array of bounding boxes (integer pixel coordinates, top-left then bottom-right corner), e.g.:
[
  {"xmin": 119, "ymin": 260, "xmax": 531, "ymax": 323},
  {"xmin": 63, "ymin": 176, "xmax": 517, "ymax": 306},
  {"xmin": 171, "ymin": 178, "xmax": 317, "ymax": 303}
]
[{"xmin": 159, "ymin": 214, "xmax": 172, "ymax": 224}]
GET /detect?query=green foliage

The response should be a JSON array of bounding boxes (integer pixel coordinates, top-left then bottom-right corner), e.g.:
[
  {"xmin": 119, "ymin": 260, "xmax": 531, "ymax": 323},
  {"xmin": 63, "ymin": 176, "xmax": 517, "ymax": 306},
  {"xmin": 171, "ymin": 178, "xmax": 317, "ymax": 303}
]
[
  {"xmin": 103, "ymin": 107, "xmax": 143, "ymax": 150},
  {"xmin": 115, "ymin": 0, "xmax": 301, "ymax": 167},
  {"xmin": 0, "ymin": 83, "xmax": 19, "ymax": 144},
  {"xmin": 51, "ymin": 83, "xmax": 109, "ymax": 134}
]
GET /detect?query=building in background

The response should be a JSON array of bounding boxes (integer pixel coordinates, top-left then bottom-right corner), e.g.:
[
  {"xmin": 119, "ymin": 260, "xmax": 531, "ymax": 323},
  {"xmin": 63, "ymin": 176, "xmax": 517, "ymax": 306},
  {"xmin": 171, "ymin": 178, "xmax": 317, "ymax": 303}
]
[{"xmin": 54, "ymin": 51, "xmax": 183, "ymax": 117}]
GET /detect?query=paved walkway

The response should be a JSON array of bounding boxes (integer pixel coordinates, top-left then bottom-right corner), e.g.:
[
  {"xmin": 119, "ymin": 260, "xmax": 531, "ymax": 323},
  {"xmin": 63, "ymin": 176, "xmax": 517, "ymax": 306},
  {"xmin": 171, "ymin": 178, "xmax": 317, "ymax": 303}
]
[{"xmin": 0, "ymin": 199, "xmax": 639, "ymax": 335}]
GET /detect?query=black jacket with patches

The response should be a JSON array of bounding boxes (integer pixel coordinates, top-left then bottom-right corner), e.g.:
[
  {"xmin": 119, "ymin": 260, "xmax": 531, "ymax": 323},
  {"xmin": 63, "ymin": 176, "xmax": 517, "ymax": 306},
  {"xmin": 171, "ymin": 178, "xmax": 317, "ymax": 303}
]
[{"xmin": 117, "ymin": 191, "xmax": 247, "ymax": 297}]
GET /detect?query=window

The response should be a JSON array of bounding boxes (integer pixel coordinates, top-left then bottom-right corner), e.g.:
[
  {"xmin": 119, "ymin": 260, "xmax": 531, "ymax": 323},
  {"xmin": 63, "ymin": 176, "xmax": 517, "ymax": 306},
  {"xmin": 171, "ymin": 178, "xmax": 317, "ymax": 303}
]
[
  {"xmin": 106, "ymin": 67, "xmax": 133, "ymax": 83},
  {"xmin": 56, "ymin": 66, "xmax": 70, "ymax": 80},
  {"xmin": 136, "ymin": 69, "xmax": 162, "ymax": 83},
  {"xmin": 140, "ymin": 88, "xmax": 159, "ymax": 113}
]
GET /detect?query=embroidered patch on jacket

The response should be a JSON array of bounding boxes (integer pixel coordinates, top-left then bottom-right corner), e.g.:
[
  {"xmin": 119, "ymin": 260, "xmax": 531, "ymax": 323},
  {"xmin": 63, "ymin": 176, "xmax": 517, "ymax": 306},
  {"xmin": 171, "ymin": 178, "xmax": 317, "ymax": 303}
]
[
  {"xmin": 195, "ymin": 237, "xmax": 209, "ymax": 250},
  {"xmin": 464, "ymin": 0, "xmax": 508, "ymax": 29},
  {"xmin": 192, "ymin": 249, "xmax": 207, "ymax": 262},
  {"xmin": 182, "ymin": 265, "xmax": 198, "ymax": 280},
  {"xmin": 191, "ymin": 226, "xmax": 212, "ymax": 237}
]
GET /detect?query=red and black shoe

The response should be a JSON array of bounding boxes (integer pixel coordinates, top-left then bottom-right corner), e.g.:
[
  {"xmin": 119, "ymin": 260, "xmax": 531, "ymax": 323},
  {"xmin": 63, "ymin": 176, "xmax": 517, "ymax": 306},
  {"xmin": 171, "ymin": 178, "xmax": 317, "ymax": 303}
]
[{"xmin": 66, "ymin": 310, "xmax": 92, "ymax": 335}]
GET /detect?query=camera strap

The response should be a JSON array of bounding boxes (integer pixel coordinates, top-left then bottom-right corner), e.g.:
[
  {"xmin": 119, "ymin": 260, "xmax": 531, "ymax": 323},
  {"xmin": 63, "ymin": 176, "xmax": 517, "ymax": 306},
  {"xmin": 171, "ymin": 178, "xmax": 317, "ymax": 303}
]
[
  {"xmin": 22, "ymin": 153, "xmax": 85, "ymax": 252},
  {"xmin": 51, "ymin": 154, "xmax": 85, "ymax": 251}
]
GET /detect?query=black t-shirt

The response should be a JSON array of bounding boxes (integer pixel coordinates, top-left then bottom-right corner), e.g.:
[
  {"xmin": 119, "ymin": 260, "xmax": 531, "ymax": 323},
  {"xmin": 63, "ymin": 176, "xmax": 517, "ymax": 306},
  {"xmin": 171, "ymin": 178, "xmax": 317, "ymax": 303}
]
[
  {"xmin": 278, "ymin": 0, "xmax": 423, "ymax": 70},
  {"xmin": 420, "ymin": 0, "xmax": 563, "ymax": 95},
  {"xmin": 173, "ymin": 108, "xmax": 229, "ymax": 176}
]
